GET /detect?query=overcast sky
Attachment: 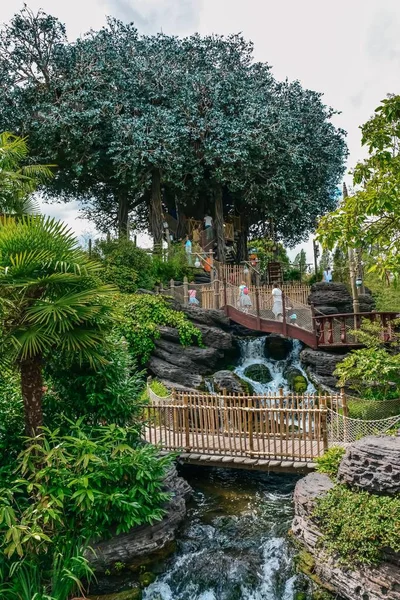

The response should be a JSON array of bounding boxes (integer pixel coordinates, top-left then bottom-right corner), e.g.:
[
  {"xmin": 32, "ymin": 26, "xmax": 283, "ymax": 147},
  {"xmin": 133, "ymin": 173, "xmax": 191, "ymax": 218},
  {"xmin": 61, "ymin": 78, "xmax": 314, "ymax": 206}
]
[{"xmin": 2, "ymin": 0, "xmax": 399, "ymax": 261}]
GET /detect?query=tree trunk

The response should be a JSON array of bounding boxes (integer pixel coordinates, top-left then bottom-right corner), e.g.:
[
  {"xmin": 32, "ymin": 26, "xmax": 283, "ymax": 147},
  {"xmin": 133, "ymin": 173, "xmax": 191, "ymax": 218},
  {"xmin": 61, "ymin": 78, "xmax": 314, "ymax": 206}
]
[
  {"xmin": 214, "ymin": 186, "xmax": 225, "ymax": 263},
  {"xmin": 236, "ymin": 217, "xmax": 248, "ymax": 263},
  {"xmin": 150, "ymin": 168, "xmax": 164, "ymax": 252},
  {"xmin": 20, "ymin": 356, "xmax": 43, "ymax": 438},
  {"xmin": 117, "ymin": 193, "xmax": 129, "ymax": 238}
]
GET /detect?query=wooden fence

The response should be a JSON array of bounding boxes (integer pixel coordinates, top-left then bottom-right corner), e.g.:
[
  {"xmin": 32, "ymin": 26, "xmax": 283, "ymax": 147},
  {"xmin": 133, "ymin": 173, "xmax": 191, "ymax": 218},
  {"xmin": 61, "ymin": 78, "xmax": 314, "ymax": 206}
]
[
  {"xmin": 200, "ymin": 282, "xmax": 310, "ymax": 310},
  {"xmin": 144, "ymin": 390, "xmax": 332, "ymax": 462}
]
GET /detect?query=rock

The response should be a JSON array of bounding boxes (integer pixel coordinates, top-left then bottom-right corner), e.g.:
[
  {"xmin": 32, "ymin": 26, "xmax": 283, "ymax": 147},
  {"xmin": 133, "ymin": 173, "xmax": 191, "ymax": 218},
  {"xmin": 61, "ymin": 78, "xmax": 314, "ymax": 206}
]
[
  {"xmin": 338, "ymin": 436, "xmax": 400, "ymax": 494},
  {"xmin": 196, "ymin": 324, "xmax": 234, "ymax": 350},
  {"xmin": 154, "ymin": 339, "xmax": 223, "ymax": 374},
  {"xmin": 181, "ymin": 306, "xmax": 230, "ymax": 328},
  {"xmin": 300, "ymin": 349, "xmax": 345, "ymax": 377},
  {"xmin": 313, "ymin": 305, "xmax": 339, "ymax": 315},
  {"xmin": 148, "ymin": 357, "xmax": 203, "ymax": 388},
  {"xmin": 265, "ymin": 335, "xmax": 292, "ymax": 361},
  {"xmin": 292, "ymin": 472, "xmax": 400, "ymax": 600},
  {"xmin": 292, "ymin": 375, "xmax": 307, "ymax": 393},
  {"xmin": 88, "ymin": 466, "xmax": 192, "ymax": 572},
  {"xmin": 243, "ymin": 363, "xmax": 272, "ymax": 383},
  {"xmin": 309, "ymin": 282, "xmax": 376, "ymax": 315},
  {"xmin": 213, "ymin": 370, "xmax": 248, "ymax": 394},
  {"xmin": 88, "ymin": 588, "xmax": 142, "ymax": 600}
]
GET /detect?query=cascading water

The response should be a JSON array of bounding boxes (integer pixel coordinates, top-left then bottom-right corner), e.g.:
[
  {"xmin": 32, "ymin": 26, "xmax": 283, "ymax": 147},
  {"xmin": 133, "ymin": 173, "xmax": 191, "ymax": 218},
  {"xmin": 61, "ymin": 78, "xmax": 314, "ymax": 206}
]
[
  {"xmin": 142, "ymin": 469, "xmax": 316, "ymax": 600},
  {"xmin": 234, "ymin": 337, "xmax": 315, "ymax": 395}
]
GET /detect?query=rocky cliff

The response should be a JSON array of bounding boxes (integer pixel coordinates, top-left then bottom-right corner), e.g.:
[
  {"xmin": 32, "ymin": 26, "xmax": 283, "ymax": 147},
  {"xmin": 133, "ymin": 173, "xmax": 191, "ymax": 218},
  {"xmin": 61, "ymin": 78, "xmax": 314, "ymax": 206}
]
[{"xmin": 292, "ymin": 437, "xmax": 400, "ymax": 600}]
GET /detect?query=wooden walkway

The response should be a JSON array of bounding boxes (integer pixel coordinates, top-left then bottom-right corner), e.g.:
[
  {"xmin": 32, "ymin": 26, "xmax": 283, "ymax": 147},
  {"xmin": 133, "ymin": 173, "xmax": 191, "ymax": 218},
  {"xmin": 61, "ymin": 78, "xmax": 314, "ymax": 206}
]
[{"xmin": 144, "ymin": 390, "xmax": 335, "ymax": 472}]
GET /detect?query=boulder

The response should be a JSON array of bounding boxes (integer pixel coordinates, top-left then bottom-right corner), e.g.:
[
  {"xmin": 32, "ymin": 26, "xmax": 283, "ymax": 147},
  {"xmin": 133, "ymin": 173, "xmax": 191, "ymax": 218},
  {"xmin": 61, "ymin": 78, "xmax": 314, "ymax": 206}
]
[
  {"xmin": 213, "ymin": 370, "xmax": 248, "ymax": 394},
  {"xmin": 154, "ymin": 339, "xmax": 223, "ymax": 370},
  {"xmin": 292, "ymin": 472, "xmax": 400, "ymax": 600},
  {"xmin": 88, "ymin": 466, "xmax": 192, "ymax": 572},
  {"xmin": 181, "ymin": 306, "xmax": 231, "ymax": 328},
  {"xmin": 196, "ymin": 324, "xmax": 234, "ymax": 350},
  {"xmin": 265, "ymin": 335, "xmax": 292, "ymax": 361},
  {"xmin": 338, "ymin": 436, "xmax": 400, "ymax": 494},
  {"xmin": 313, "ymin": 305, "xmax": 339, "ymax": 315},
  {"xmin": 300, "ymin": 349, "xmax": 345, "ymax": 377},
  {"xmin": 243, "ymin": 363, "xmax": 272, "ymax": 383},
  {"xmin": 309, "ymin": 282, "xmax": 353, "ymax": 313},
  {"xmin": 148, "ymin": 357, "xmax": 203, "ymax": 388}
]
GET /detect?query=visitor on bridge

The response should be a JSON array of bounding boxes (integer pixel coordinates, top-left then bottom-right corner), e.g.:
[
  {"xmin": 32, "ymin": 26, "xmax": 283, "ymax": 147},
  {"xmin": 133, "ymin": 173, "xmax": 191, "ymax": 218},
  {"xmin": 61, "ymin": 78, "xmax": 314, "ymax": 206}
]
[
  {"xmin": 323, "ymin": 267, "xmax": 332, "ymax": 282},
  {"xmin": 204, "ymin": 213, "xmax": 213, "ymax": 240},
  {"xmin": 272, "ymin": 284, "xmax": 283, "ymax": 321},
  {"xmin": 238, "ymin": 281, "xmax": 252, "ymax": 313},
  {"xmin": 188, "ymin": 283, "xmax": 200, "ymax": 305},
  {"xmin": 184, "ymin": 235, "xmax": 192, "ymax": 265}
]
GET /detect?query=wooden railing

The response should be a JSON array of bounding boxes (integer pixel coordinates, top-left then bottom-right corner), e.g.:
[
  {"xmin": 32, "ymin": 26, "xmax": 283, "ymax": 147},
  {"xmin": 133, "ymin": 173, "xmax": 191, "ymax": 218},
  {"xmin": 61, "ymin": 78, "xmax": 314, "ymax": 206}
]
[
  {"xmin": 144, "ymin": 390, "xmax": 331, "ymax": 462},
  {"xmin": 313, "ymin": 311, "xmax": 400, "ymax": 346},
  {"xmin": 201, "ymin": 282, "xmax": 311, "ymax": 309}
]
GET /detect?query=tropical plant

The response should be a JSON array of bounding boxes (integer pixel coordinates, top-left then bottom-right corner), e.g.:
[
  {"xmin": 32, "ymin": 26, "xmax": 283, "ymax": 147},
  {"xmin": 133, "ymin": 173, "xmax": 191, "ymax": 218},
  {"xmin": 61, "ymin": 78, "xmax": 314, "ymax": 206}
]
[
  {"xmin": 117, "ymin": 293, "xmax": 202, "ymax": 364},
  {"xmin": 0, "ymin": 215, "xmax": 114, "ymax": 437},
  {"xmin": 0, "ymin": 132, "xmax": 53, "ymax": 216},
  {"xmin": 317, "ymin": 95, "xmax": 400, "ymax": 280},
  {"xmin": 315, "ymin": 446, "xmax": 345, "ymax": 479}
]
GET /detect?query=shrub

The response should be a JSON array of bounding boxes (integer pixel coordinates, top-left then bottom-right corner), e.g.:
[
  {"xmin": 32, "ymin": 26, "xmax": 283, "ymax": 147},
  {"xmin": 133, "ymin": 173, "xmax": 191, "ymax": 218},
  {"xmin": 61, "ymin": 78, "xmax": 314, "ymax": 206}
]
[
  {"xmin": 151, "ymin": 244, "xmax": 198, "ymax": 285},
  {"xmin": 0, "ymin": 370, "xmax": 24, "ymax": 472},
  {"xmin": 314, "ymin": 485, "xmax": 400, "ymax": 566},
  {"xmin": 118, "ymin": 293, "xmax": 202, "ymax": 364},
  {"xmin": 315, "ymin": 446, "xmax": 345, "ymax": 479},
  {"xmin": 95, "ymin": 238, "xmax": 155, "ymax": 292},
  {"xmin": 141, "ymin": 379, "xmax": 170, "ymax": 402},
  {"xmin": 44, "ymin": 334, "xmax": 145, "ymax": 428}
]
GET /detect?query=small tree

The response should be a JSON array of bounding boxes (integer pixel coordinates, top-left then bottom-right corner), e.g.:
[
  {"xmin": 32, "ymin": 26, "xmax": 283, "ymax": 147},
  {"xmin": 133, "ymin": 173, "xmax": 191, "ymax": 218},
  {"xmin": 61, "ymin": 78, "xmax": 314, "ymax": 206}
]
[{"xmin": 0, "ymin": 216, "xmax": 114, "ymax": 437}]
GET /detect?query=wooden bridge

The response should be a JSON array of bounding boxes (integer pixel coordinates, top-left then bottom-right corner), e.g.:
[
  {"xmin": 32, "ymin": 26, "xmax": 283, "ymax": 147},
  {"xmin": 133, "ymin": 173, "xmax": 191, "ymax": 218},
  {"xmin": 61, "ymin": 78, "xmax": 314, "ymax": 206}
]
[
  {"xmin": 163, "ymin": 280, "xmax": 399, "ymax": 349},
  {"xmin": 144, "ymin": 389, "xmax": 338, "ymax": 473}
]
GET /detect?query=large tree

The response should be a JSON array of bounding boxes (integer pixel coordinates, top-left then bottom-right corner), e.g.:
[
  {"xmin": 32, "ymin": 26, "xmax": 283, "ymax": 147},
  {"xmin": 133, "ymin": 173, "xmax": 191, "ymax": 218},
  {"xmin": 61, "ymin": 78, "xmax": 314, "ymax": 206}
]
[
  {"xmin": 318, "ymin": 95, "xmax": 400, "ymax": 280},
  {"xmin": 1, "ymin": 7, "xmax": 347, "ymax": 256}
]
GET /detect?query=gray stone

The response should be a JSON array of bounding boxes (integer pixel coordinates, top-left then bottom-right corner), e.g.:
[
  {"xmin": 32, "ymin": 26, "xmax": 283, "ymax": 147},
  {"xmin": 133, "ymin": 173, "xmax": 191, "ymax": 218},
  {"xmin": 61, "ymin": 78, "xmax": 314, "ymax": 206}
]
[
  {"xmin": 213, "ymin": 370, "xmax": 248, "ymax": 394},
  {"xmin": 265, "ymin": 334, "xmax": 293, "ymax": 361},
  {"xmin": 338, "ymin": 436, "xmax": 400, "ymax": 494},
  {"xmin": 300, "ymin": 348, "xmax": 345, "ymax": 377},
  {"xmin": 196, "ymin": 324, "xmax": 234, "ymax": 350},
  {"xmin": 148, "ymin": 357, "xmax": 203, "ymax": 388},
  {"xmin": 292, "ymin": 472, "xmax": 400, "ymax": 600},
  {"xmin": 88, "ymin": 466, "xmax": 192, "ymax": 571},
  {"xmin": 313, "ymin": 305, "xmax": 339, "ymax": 315},
  {"xmin": 181, "ymin": 306, "xmax": 230, "ymax": 328},
  {"xmin": 309, "ymin": 282, "xmax": 375, "ymax": 315}
]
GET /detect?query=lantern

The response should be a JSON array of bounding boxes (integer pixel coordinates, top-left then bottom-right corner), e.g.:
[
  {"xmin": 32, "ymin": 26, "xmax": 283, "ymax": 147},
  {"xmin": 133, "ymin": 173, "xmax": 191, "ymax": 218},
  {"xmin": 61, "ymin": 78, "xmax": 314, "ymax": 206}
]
[{"xmin": 194, "ymin": 258, "xmax": 201, "ymax": 268}]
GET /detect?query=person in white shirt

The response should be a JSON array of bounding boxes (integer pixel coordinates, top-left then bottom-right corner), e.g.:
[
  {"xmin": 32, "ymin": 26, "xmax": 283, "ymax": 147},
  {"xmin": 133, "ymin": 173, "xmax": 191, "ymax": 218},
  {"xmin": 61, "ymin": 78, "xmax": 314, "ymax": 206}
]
[
  {"xmin": 184, "ymin": 235, "xmax": 192, "ymax": 265},
  {"xmin": 204, "ymin": 214, "xmax": 213, "ymax": 240},
  {"xmin": 323, "ymin": 268, "xmax": 332, "ymax": 283},
  {"xmin": 272, "ymin": 284, "xmax": 283, "ymax": 321}
]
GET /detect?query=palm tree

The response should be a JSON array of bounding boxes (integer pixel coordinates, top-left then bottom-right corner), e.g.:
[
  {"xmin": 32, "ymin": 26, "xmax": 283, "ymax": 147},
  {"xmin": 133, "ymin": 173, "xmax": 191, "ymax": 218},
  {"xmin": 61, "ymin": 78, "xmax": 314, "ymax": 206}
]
[
  {"xmin": 0, "ymin": 132, "xmax": 53, "ymax": 216},
  {"xmin": 0, "ymin": 215, "xmax": 115, "ymax": 437}
]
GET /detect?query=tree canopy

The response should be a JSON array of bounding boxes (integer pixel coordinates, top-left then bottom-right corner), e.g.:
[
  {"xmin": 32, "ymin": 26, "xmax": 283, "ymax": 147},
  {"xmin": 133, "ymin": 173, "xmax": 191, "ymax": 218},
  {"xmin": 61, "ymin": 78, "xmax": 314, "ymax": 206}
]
[
  {"xmin": 1, "ymin": 7, "xmax": 347, "ymax": 256},
  {"xmin": 318, "ymin": 95, "xmax": 400, "ymax": 279}
]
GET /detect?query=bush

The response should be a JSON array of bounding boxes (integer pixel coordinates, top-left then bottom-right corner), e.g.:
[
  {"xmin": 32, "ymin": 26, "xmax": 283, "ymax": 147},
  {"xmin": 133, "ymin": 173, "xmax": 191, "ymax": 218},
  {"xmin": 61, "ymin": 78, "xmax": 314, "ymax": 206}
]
[
  {"xmin": 315, "ymin": 446, "xmax": 345, "ymax": 479},
  {"xmin": 141, "ymin": 379, "xmax": 170, "ymax": 402},
  {"xmin": 118, "ymin": 293, "xmax": 202, "ymax": 364},
  {"xmin": 151, "ymin": 244, "xmax": 197, "ymax": 285},
  {"xmin": 95, "ymin": 238, "xmax": 155, "ymax": 292},
  {"xmin": 44, "ymin": 334, "xmax": 145, "ymax": 428},
  {"xmin": 314, "ymin": 485, "xmax": 400, "ymax": 566},
  {"xmin": 0, "ymin": 370, "xmax": 24, "ymax": 471}
]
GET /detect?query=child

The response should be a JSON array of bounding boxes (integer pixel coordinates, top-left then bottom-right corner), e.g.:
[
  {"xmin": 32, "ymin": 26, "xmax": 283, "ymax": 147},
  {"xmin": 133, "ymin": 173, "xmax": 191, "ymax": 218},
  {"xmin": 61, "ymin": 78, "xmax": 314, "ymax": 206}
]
[
  {"xmin": 188, "ymin": 283, "xmax": 199, "ymax": 305},
  {"xmin": 238, "ymin": 281, "xmax": 252, "ymax": 313}
]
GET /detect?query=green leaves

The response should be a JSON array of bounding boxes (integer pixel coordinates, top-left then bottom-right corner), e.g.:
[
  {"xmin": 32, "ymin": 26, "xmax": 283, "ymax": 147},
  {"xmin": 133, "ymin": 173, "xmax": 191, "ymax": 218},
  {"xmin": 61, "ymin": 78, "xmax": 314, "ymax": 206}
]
[{"xmin": 314, "ymin": 485, "xmax": 400, "ymax": 566}]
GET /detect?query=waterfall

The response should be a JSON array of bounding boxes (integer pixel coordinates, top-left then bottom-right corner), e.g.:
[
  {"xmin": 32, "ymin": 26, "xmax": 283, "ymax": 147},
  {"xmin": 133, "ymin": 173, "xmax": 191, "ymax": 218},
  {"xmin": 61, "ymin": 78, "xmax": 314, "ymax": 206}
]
[{"xmin": 234, "ymin": 337, "xmax": 316, "ymax": 395}]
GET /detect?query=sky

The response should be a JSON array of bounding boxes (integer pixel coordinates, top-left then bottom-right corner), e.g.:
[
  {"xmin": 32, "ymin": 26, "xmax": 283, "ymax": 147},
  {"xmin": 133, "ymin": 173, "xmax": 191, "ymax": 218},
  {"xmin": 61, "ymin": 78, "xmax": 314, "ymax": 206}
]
[{"xmin": 2, "ymin": 0, "xmax": 400, "ymax": 262}]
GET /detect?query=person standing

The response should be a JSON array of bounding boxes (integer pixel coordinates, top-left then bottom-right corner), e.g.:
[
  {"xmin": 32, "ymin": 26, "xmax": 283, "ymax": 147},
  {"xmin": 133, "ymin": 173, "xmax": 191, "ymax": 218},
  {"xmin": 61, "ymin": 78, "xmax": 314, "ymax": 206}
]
[
  {"xmin": 188, "ymin": 283, "xmax": 200, "ymax": 305},
  {"xmin": 204, "ymin": 214, "xmax": 213, "ymax": 241},
  {"xmin": 272, "ymin": 284, "xmax": 283, "ymax": 321},
  {"xmin": 238, "ymin": 281, "xmax": 252, "ymax": 313},
  {"xmin": 184, "ymin": 235, "xmax": 192, "ymax": 265},
  {"xmin": 323, "ymin": 267, "xmax": 332, "ymax": 282}
]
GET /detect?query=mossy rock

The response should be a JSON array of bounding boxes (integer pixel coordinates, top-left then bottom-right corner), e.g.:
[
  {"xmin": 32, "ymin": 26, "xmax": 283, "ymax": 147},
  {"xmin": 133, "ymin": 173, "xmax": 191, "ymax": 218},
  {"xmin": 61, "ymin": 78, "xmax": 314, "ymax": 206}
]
[
  {"xmin": 293, "ymin": 375, "xmax": 307, "ymax": 393},
  {"xmin": 243, "ymin": 363, "xmax": 272, "ymax": 384},
  {"xmin": 88, "ymin": 586, "xmax": 142, "ymax": 600},
  {"xmin": 139, "ymin": 571, "xmax": 156, "ymax": 588}
]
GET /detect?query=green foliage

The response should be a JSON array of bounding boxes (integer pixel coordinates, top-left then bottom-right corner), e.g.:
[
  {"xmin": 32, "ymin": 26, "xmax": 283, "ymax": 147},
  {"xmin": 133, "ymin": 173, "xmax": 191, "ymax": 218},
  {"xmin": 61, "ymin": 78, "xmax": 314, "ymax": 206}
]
[
  {"xmin": 141, "ymin": 379, "xmax": 169, "ymax": 402},
  {"xmin": 151, "ymin": 245, "xmax": 196, "ymax": 285},
  {"xmin": 118, "ymin": 293, "xmax": 202, "ymax": 364},
  {"xmin": 315, "ymin": 446, "xmax": 345, "ymax": 479},
  {"xmin": 365, "ymin": 272, "xmax": 400, "ymax": 311},
  {"xmin": 318, "ymin": 95, "xmax": 400, "ymax": 280},
  {"xmin": 44, "ymin": 334, "xmax": 145, "ymax": 428},
  {"xmin": 319, "ymin": 249, "xmax": 331, "ymax": 272},
  {"xmin": 335, "ymin": 347, "xmax": 400, "ymax": 399},
  {"xmin": 0, "ymin": 370, "xmax": 24, "ymax": 470},
  {"xmin": 0, "ymin": 131, "xmax": 53, "ymax": 216},
  {"xmin": 1, "ymin": 8, "xmax": 346, "ymax": 244},
  {"xmin": 332, "ymin": 246, "xmax": 348, "ymax": 284},
  {"xmin": 94, "ymin": 238, "xmax": 155, "ymax": 293},
  {"xmin": 0, "ymin": 422, "xmax": 171, "ymax": 560},
  {"xmin": 314, "ymin": 485, "xmax": 400, "ymax": 566}
]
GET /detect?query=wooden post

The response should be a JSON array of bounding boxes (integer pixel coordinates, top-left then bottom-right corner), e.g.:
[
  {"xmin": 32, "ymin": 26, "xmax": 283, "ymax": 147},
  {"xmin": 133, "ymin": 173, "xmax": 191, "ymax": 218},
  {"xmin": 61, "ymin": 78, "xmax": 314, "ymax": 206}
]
[
  {"xmin": 282, "ymin": 292, "xmax": 287, "ymax": 336},
  {"xmin": 88, "ymin": 238, "xmax": 92, "ymax": 258},
  {"xmin": 183, "ymin": 394, "xmax": 190, "ymax": 451},
  {"xmin": 320, "ymin": 395, "xmax": 328, "ymax": 451},
  {"xmin": 310, "ymin": 303, "xmax": 317, "ymax": 342},
  {"xmin": 183, "ymin": 276, "xmax": 189, "ymax": 305},
  {"xmin": 248, "ymin": 397, "xmax": 254, "ymax": 454},
  {"xmin": 255, "ymin": 285, "xmax": 261, "ymax": 329},
  {"xmin": 223, "ymin": 279, "xmax": 228, "ymax": 314},
  {"xmin": 214, "ymin": 279, "xmax": 220, "ymax": 310},
  {"xmin": 170, "ymin": 279, "xmax": 175, "ymax": 299}
]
